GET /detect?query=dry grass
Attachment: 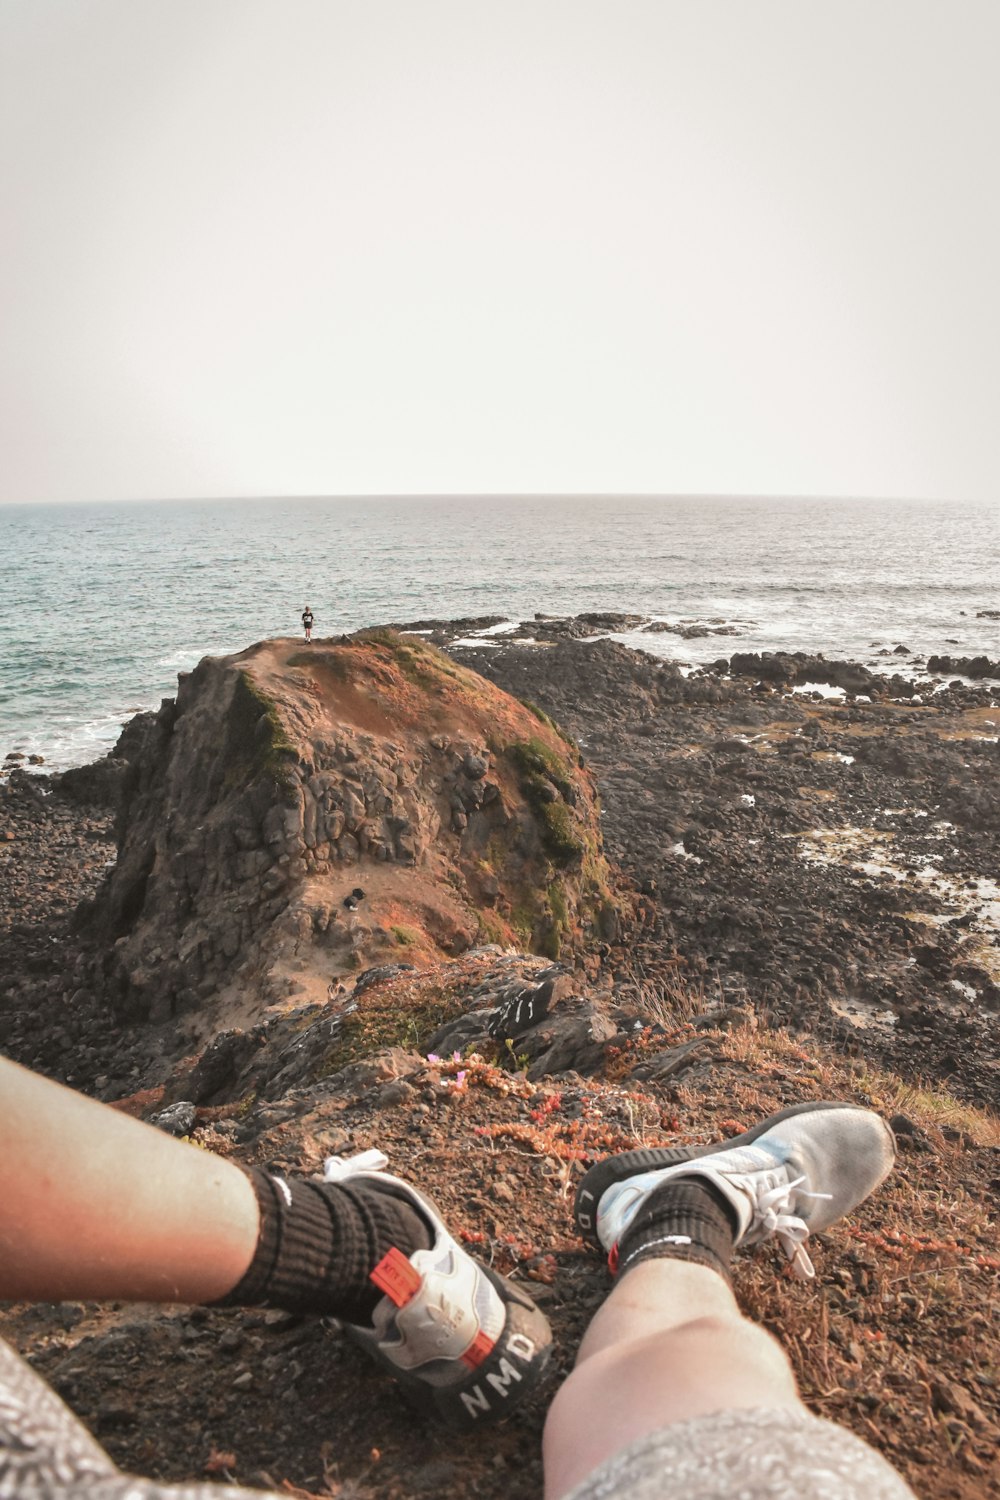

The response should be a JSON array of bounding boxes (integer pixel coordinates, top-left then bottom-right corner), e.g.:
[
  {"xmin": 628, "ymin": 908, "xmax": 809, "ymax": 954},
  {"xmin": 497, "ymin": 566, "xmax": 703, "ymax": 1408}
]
[
  {"xmin": 7, "ymin": 983, "xmax": 998, "ymax": 1500},
  {"xmin": 850, "ymin": 1068, "xmax": 1000, "ymax": 1148},
  {"xmin": 585, "ymin": 1004, "xmax": 1000, "ymax": 1494},
  {"xmin": 701, "ymin": 1016, "xmax": 1000, "ymax": 1147},
  {"xmin": 613, "ymin": 959, "xmax": 715, "ymax": 1028}
]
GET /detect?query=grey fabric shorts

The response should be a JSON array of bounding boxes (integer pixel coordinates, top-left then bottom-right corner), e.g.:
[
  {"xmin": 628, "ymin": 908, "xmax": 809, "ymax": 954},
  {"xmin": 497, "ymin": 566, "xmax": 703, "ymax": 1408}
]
[
  {"xmin": 0, "ymin": 1336, "xmax": 280, "ymax": 1500},
  {"xmin": 564, "ymin": 1406, "xmax": 917, "ymax": 1500},
  {"xmin": 2, "ymin": 1334, "xmax": 915, "ymax": 1500}
]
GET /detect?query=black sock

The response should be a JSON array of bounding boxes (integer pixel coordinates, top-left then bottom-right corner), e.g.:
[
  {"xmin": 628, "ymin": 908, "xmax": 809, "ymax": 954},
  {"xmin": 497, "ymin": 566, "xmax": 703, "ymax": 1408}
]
[
  {"xmin": 213, "ymin": 1168, "xmax": 434, "ymax": 1323},
  {"xmin": 615, "ymin": 1176, "xmax": 738, "ymax": 1284}
]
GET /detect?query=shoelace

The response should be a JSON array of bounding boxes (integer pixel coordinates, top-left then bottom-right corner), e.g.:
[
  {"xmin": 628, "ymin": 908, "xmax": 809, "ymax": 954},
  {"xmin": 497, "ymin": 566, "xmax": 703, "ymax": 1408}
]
[
  {"xmin": 751, "ymin": 1175, "xmax": 832, "ymax": 1280},
  {"xmin": 323, "ymin": 1148, "xmax": 390, "ymax": 1181}
]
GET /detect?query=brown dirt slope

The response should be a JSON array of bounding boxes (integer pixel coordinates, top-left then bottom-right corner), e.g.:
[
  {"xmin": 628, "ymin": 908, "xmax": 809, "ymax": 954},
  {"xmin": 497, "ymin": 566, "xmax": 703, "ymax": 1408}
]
[{"xmin": 2, "ymin": 953, "xmax": 998, "ymax": 1500}]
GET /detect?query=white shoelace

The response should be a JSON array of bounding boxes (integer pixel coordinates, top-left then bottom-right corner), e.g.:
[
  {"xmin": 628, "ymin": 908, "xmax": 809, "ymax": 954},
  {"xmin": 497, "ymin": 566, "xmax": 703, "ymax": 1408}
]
[
  {"xmin": 322, "ymin": 1148, "xmax": 390, "ymax": 1181},
  {"xmin": 751, "ymin": 1174, "xmax": 832, "ymax": 1279}
]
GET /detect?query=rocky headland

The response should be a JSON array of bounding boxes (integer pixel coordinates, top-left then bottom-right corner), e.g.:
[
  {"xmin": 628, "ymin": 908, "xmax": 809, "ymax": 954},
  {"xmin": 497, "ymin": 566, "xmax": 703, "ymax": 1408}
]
[{"xmin": 1, "ymin": 621, "xmax": 998, "ymax": 1500}]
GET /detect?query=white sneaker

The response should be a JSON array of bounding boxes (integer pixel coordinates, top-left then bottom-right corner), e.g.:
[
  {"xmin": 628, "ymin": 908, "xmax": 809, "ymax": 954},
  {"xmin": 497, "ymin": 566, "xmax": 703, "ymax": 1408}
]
[
  {"xmin": 575, "ymin": 1103, "xmax": 896, "ymax": 1279},
  {"xmin": 324, "ymin": 1152, "xmax": 552, "ymax": 1429}
]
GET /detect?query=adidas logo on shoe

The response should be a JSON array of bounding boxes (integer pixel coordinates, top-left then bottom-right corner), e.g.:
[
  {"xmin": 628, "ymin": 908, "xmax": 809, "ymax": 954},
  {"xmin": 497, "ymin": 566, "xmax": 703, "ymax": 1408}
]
[{"xmin": 325, "ymin": 1152, "xmax": 553, "ymax": 1431}]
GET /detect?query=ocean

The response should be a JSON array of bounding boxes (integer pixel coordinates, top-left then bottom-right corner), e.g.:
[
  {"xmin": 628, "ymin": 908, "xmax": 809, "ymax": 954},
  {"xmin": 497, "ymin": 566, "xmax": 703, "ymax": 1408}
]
[{"xmin": 1, "ymin": 495, "xmax": 997, "ymax": 771}]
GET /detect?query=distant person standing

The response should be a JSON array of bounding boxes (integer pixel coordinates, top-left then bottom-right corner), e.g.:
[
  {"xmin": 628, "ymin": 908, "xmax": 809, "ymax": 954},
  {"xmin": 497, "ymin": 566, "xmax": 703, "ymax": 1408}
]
[{"xmin": 302, "ymin": 605, "xmax": 314, "ymax": 642}]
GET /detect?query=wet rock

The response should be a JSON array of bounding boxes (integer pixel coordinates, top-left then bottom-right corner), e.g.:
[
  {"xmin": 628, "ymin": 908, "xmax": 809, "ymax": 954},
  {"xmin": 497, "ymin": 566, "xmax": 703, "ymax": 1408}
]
[{"xmin": 926, "ymin": 654, "xmax": 1000, "ymax": 679}]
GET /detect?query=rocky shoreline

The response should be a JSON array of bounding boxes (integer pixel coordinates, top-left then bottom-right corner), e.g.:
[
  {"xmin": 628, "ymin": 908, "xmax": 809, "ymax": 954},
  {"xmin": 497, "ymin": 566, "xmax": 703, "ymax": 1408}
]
[
  {"xmin": 441, "ymin": 628, "xmax": 1000, "ymax": 1108},
  {"xmin": 388, "ymin": 608, "xmax": 1000, "ymax": 691},
  {"xmin": 2, "ymin": 619, "xmax": 999, "ymax": 1104},
  {"xmin": 1, "ymin": 620, "xmax": 999, "ymax": 1500}
]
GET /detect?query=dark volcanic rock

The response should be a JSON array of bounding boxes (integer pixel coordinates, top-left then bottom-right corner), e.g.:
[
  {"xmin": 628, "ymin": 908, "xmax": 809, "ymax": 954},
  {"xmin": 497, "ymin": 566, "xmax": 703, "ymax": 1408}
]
[
  {"xmin": 4, "ymin": 625, "xmax": 999, "ymax": 1113},
  {"xmin": 728, "ymin": 652, "xmax": 882, "ymax": 696},
  {"xmin": 74, "ymin": 634, "xmax": 615, "ymax": 1034},
  {"xmin": 450, "ymin": 634, "xmax": 1000, "ymax": 1108},
  {"xmin": 926, "ymin": 653, "xmax": 1000, "ymax": 679}
]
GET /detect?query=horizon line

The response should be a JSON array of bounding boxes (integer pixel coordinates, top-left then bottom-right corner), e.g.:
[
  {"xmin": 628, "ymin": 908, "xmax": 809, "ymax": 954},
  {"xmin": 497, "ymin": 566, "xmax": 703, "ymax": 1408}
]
[{"xmin": 0, "ymin": 490, "xmax": 962, "ymax": 508}]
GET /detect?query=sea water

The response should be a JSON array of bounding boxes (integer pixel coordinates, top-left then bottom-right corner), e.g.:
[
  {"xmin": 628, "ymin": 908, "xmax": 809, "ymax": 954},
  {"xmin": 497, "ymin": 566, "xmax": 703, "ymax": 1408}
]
[{"xmin": 1, "ymin": 495, "xmax": 997, "ymax": 770}]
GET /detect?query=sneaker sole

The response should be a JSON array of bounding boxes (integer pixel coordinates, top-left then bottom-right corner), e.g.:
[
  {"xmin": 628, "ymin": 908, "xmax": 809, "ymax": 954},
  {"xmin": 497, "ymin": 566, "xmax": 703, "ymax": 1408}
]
[{"xmin": 574, "ymin": 1100, "xmax": 863, "ymax": 1248}]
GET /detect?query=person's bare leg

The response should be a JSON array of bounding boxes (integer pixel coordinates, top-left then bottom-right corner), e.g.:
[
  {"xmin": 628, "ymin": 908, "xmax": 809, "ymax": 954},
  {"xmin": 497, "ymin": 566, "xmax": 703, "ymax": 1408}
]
[
  {"xmin": 0, "ymin": 1055, "xmax": 555, "ymax": 1433},
  {"xmin": 545, "ymin": 1104, "xmax": 897, "ymax": 1500},
  {"xmin": 0, "ymin": 1056, "xmax": 258, "ymax": 1304},
  {"xmin": 543, "ymin": 1259, "xmax": 802, "ymax": 1500}
]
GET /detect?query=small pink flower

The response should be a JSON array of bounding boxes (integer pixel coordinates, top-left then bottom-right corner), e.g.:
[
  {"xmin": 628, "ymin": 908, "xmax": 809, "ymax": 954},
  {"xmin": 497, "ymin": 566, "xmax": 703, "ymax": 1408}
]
[{"xmin": 427, "ymin": 1053, "xmax": 441, "ymax": 1063}]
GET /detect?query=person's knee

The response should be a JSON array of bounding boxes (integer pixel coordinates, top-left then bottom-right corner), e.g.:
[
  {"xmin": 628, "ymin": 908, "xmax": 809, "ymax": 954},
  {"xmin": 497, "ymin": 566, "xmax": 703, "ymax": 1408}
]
[
  {"xmin": 548, "ymin": 1311, "xmax": 799, "ymax": 1432},
  {"xmin": 670, "ymin": 1312, "xmax": 797, "ymax": 1384},
  {"xmin": 542, "ymin": 1310, "xmax": 803, "ymax": 1500}
]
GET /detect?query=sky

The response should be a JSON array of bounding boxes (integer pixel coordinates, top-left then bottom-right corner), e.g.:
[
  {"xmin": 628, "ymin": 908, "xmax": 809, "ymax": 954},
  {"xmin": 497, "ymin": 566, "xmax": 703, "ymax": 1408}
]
[{"xmin": 1, "ymin": 0, "xmax": 998, "ymax": 505}]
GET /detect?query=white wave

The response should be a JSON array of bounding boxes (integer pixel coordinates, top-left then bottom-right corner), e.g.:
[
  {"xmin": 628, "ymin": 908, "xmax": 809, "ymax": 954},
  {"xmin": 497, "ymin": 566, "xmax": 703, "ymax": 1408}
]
[
  {"xmin": 791, "ymin": 682, "xmax": 847, "ymax": 700},
  {"xmin": 474, "ymin": 619, "xmax": 521, "ymax": 636},
  {"xmin": 155, "ymin": 647, "xmax": 204, "ymax": 670},
  {"xmin": 4, "ymin": 704, "xmax": 157, "ymax": 773}
]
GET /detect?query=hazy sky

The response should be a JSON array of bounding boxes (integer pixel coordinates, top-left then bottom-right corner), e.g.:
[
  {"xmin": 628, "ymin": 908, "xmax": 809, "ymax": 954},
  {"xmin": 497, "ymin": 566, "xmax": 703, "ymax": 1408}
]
[{"xmin": 1, "ymin": 1, "xmax": 998, "ymax": 504}]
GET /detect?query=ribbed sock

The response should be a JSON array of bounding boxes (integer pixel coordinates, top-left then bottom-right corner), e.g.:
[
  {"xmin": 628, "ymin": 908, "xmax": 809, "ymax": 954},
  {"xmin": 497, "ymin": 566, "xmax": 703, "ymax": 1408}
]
[
  {"xmin": 213, "ymin": 1168, "xmax": 433, "ymax": 1323},
  {"xmin": 615, "ymin": 1176, "xmax": 739, "ymax": 1284}
]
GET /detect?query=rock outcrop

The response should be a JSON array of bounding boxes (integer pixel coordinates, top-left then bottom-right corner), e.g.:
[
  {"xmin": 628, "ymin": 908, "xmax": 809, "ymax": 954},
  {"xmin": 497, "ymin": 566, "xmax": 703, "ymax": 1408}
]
[
  {"xmin": 925, "ymin": 653, "xmax": 1000, "ymax": 680},
  {"xmin": 81, "ymin": 632, "xmax": 617, "ymax": 1029}
]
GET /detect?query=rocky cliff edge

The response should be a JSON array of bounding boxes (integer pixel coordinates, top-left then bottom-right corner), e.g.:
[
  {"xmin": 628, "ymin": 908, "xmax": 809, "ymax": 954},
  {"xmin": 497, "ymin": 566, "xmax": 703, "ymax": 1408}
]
[{"xmin": 82, "ymin": 631, "xmax": 619, "ymax": 1033}]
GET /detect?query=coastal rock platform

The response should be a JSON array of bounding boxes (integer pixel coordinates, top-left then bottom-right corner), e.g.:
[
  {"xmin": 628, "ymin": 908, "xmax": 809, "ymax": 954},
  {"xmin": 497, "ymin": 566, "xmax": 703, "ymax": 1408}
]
[
  {"xmin": 1, "ymin": 620, "xmax": 998, "ymax": 1500},
  {"xmin": 447, "ymin": 631, "xmax": 1000, "ymax": 1108}
]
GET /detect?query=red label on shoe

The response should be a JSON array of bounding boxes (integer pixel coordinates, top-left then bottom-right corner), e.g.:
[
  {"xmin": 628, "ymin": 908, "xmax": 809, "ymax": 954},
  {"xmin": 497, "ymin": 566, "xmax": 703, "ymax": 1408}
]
[
  {"xmin": 370, "ymin": 1248, "xmax": 422, "ymax": 1306},
  {"xmin": 608, "ymin": 1243, "xmax": 620, "ymax": 1277},
  {"xmin": 460, "ymin": 1330, "xmax": 496, "ymax": 1369}
]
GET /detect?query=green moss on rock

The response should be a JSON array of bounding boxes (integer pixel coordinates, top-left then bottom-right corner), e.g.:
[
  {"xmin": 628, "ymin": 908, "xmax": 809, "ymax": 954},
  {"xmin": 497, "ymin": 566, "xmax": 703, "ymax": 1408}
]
[
  {"xmin": 504, "ymin": 738, "xmax": 584, "ymax": 866},
  {"xmin": 310, "ymin": 982, "xmax": 465, "ymax": 1079},
  {"xmin": 224, "ymin": 672, "xmax": 297, "ymax": 797},
  {"xmin": 507, "ymin": 736, "xmax": 575, "ymax": 799}
]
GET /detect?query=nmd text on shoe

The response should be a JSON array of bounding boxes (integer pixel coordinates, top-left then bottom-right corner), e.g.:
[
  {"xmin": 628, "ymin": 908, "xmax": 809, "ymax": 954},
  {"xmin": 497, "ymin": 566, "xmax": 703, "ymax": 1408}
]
[{"xmin": 324, "ymin": 1152, "xmax": 552, "ymax": 1430}]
